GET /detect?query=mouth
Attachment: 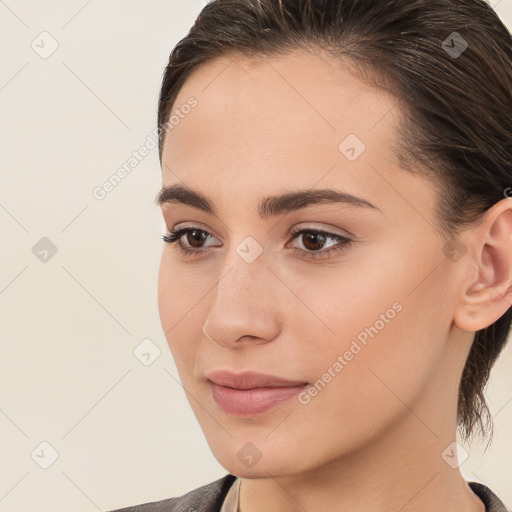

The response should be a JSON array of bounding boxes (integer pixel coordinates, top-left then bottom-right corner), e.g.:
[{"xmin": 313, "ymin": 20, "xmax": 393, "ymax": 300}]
[{"xmin": 206, "ymin": 370, "xmax": 308, "ymax": 417}]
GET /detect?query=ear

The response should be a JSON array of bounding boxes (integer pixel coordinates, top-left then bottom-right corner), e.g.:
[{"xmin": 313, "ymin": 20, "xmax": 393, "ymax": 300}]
[{"xmin": 453, "ymin": 198, "xmax": 512, "ymax": 332}]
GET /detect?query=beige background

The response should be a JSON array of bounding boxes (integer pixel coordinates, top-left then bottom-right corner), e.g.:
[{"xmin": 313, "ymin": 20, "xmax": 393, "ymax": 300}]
[{"xmin": 0, "ymin": 1, "xmax": 511, "ymax": 511}]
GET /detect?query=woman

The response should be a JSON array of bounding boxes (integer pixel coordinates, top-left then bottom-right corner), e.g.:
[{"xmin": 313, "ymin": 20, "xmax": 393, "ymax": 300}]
[{"xmin": 110, "ymin": 0, "xmax": 512, "ymax": 510}]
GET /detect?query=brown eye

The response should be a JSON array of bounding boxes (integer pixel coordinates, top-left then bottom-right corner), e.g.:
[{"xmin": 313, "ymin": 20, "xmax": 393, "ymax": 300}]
[
  {"xmin": 289, "ymin": 228, "xmax": 353, "ymax": 260},
  {"xmin": 162, "ymin": 227, "xmax": 218, "ymax": 256},
  {"xmin": 186, "ymin": 229, "xmax": 210, "ymax": 248},
  {"xmin": 299, "ymin": 232, "xmax": 328, "ymax": 251}
]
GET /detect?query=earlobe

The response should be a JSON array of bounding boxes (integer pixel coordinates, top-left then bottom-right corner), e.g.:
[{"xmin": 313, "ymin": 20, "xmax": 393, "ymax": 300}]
[{"xmin": 453, "ymin": 200, "xmax": 512, "ymax": 332}]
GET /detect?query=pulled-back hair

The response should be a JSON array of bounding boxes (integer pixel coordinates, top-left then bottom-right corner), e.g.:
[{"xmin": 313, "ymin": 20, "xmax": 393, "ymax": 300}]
[{"xmin": 157, "ymin": 0, "xmax": 512, "ymax": 445}]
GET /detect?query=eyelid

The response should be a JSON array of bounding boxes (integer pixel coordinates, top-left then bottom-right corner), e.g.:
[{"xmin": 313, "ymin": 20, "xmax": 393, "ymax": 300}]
[
  {"xmin": 290, "ymin": 223, "xmax": 354, "ymax": 239},
  {"xmin": 171, "ymin": 221, "xmax": 221, "ymax": 238}
]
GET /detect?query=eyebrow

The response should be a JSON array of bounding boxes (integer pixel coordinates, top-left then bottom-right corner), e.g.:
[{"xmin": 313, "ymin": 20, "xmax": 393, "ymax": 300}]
[{"xmin": 155, "ymin": 184, "xmax": 380, "ymax": 218}]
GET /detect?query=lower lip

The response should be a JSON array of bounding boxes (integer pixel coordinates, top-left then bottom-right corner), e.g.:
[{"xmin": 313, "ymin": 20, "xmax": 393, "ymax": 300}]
[{"xmin": 209, "ymin": 382, "xmax": 307, "ymax": 417}]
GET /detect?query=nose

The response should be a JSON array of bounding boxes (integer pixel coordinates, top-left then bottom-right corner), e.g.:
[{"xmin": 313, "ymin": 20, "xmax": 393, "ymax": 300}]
[{"xmin": 201, "ymin": 251, "xmax": 282, "ymax": 348}]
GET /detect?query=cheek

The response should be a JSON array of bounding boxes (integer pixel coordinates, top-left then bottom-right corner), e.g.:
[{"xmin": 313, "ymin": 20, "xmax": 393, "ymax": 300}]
[
  {"xmin": 304, "ymin": 250, "xmax": 449, "ymax": 426},
  {"xmin": 298, "ymin": 238, "xmax": 442, "ymax": 363},
  {"xmin": 157, "ymin": 254, "xmax": 174, "ymax": 334},
  {"xmin": 157, "ymin": 250, "xmax": 205, "ymax": 329},
  {"xmin": 157, "ymin": 254, "xmax": 201, "ymax": 368}
]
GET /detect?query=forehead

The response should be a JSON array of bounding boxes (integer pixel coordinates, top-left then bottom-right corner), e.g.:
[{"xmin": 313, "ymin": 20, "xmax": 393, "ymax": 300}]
[
  {"xmin": 160, "ymin": 49, "xmax": 430, "ymax": 220},
  {"xmin": 164, "ymin": 48, "xmax": 402, "ymax": 166},
  {"xmin": 179, "ymin": 49, "xmax": 375, "ymax": 115}
]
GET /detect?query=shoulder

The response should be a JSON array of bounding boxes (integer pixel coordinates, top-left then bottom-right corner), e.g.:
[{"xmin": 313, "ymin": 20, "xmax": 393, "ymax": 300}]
[
  {"xmin": 468, "ymin": 481, "xmax": 510, "ymax": 512},
  {"xmin": 107, "ymin": 474, "xmax": 237, "ymax": 512}
]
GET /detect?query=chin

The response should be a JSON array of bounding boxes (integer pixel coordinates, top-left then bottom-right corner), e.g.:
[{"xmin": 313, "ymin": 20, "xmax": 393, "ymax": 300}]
[
  {"xmin": 211, "ymin": 450, "xmax": 298, "ymax": 479},
  {"xmin": 201, "ymin": 429, "xmax": 317, "ymax": 479}
]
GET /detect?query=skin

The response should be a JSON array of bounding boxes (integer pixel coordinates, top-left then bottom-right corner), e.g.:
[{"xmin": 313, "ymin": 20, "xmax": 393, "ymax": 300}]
[{"xmin": 157, "ymin": 48, "xmax": 512, "ymax": 512}]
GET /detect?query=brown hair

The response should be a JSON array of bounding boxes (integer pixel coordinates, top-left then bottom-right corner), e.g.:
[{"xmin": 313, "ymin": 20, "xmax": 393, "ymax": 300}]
[{"xmin": 156, "ymin": 0, "xmax": 512, "ymax": 445}]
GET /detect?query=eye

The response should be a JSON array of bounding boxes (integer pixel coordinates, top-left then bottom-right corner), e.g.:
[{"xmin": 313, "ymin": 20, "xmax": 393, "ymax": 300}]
[
  {"xmin": 288, "ymin": 227, "xmax": 352, "ymax": 260},
  {"xmin": 161, "ymin": 226, "xmax": 219, "ymax": 257},
  {"xmin": 161, "ymin": 225, "xmax": 353, "ymax": 260}
]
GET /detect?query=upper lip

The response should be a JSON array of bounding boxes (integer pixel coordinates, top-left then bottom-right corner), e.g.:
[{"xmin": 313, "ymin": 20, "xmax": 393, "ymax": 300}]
[{"xmin": 206, "ymin": 370, "xmax": 308, "ymax": 390}]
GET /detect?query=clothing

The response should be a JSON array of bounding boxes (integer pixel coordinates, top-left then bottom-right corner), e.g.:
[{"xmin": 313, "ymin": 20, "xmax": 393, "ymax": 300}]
[
  {"xmin": 219, "ymin": 477, "xmax": 240, "ymax": 512},
  {"xmin": 108, "ymin": 474, "xmax": 510, "ymax": 512}
]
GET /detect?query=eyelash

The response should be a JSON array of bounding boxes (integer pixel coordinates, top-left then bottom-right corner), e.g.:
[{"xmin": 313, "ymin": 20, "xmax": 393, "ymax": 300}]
[{"xmin": 161, "ymin": 225, "xmax": 352, "ymax": 261}]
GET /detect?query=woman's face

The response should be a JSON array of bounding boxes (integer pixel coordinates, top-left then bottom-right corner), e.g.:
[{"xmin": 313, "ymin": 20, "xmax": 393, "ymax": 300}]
[{"xmin": 157, "ymin": 49, "xmax": 468, "ymax": 477}]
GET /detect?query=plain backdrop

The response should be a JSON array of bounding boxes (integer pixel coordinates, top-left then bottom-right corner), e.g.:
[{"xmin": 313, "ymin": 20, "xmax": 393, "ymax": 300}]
[{"xmin": 0, "ymin": 1, "xmax": 511, "ymax": 511}]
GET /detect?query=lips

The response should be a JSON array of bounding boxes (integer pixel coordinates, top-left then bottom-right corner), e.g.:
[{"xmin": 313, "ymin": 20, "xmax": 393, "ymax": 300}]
[
  {"xmin": 206, "ymin": 370, "xmax": 308, "ymax": 416},
  {"xmin": 207, "ymin": 370, "xmax": 307, "ymax": 389}
]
